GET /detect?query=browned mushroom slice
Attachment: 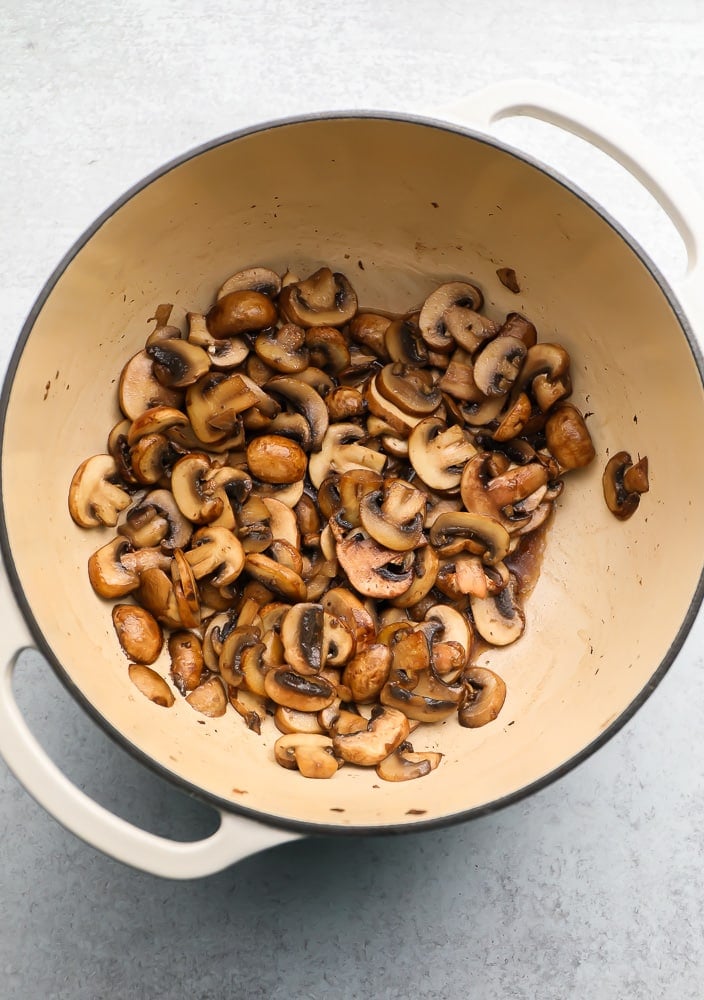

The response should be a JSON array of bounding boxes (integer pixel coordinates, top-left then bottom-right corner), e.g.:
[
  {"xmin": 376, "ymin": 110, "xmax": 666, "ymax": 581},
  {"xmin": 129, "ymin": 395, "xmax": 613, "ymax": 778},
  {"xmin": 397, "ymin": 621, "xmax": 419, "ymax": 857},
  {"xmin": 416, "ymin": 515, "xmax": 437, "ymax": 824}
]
[
  {"xmin": 469, "ymin": 574, "xmax": 524, "ymax": 645},
  {"xmin": 429, "ymin": 511, "xmax": 510, "ymax": 565},
  {"xmin": 364, "ymin": 373, "xmax": 424, "ymax": 436},
  {"xmin": 492, "ymin": 392, "xmax": 533, "ymax": 442},
  {"xmin": 145, "ymin": 303, "xmax": 181, "ymax": 346},
  {"xmin": 408, "ymin": 417, "xmax": 476, "ymax": 491},
  {"xmin": 206, "ymin": 289, "xmax": 278, "ymax": 338},
  {"xmin": 185, "ymin": 525, "xmax": 246, "ymax": 587},
  {"xmin": 217, "ymin": 266, "xmax": 282, "ymax": 300},
  {"xmin": 88, "ymin": 537, "xmax": 139, "ymax": 598},
  {"xmin": 458, "ymin": 393, "xmax": 507, "ymax": 428},
  {"xmin": 280, "ymin": 603, "xmax": 326, "ymax": 676},
  {"xmin": 170, "ymin": 453, "xmax": 223, "ymax": 523},
  {"xmin": 236, "ymin": 495, "xmax": 273, "ymax": 553},
  {"xmin": 473, "ymin": 335, "xmax": 527, "ymax": 397},
  {"xmin": 274, "ymin": 706, "xmax": 326, "ymax": 736},
  {"xmin": 264, "ymin": 668, "xmax": 336, "ymax": 712},
  {"xmin": 273, "ymin": 733, "xmax": 341, "ymax": 778},
  {"xmin": 499, "ymin": 312, "xmax": 538, "ymax": 348},
  {"xmin": 265, "ymin": 375, "xmax": 330, "ymax": 451},
  {"xmin": 186, "ymin": 371, "xmax": 261, "ymax": 444},
  {"xmin": 128, "ymin": 664, "xmax": 175, "ymax": 708},
  {"xmin": 342, "ymin": 644, "xmax": 392, "ymax": 703},
  {"xmin": 331, "ymin": 706, "xmax": 410, "ymax": 765},
  {"xmin": 336, "ymin": 468, "xmax": 384, "ymax": 529},
  {"xmin": 444, "ymin": 308, "xmax": 497, "ymax": 354},
  {"xmin": 418, "ymin": 281, "xmax": 485, "ymax": 352},
  {"xmin": 437, "ymin": 351, "xmax": 485, "ymax": 402},
  {"xmin": 545, "ymin": 403, "xmax": 596, "ymax": 470},
  {"xmin": 112, "ymin": 604, "xmax": 163, "ymax": 664},
  {"xmin": 262, "ymin": 497, "xmax": 300, "ymax": 549},
  {"xmin": 169, "ymin": 630, "xmax": 204, "ymax": 694},
  {"xmin": 218, "ymin": 625, "xmax": 262, "ymax": 687},
  {"xmin": 459, "ymin": 667, "xmax": 507, "ymax": 727},
  {"xmin": 305, "ymin": 326, "xmax": 351, "ymax": 373},
  {"xmin": 424, "ymin": 605, "xmax": 472, "ymax": 664},
  {"xmin": 129, "ymin": 433, "xmax": 180, "ymax": 486},
  {"xmin": 171, "ymin": 549, "xmax": 200, "ymax": 629},
  {"xmin": 146, "ymin": 338, "xmax": 211, "ymax": 388},
  {"xmin": 239, "ymin": 641, "xmax": 270, "ymax": 697},
  {"xmin": 278, "ymin": 267, "xmax": 358, "ymax": 328},
  {"xmin": 384, "ymin": 316, "xmax": 429, "ymax": 365},
  {"xmin": 496, "ymin": 267, "xmax": 521, "ymax": 293},
  {"xmin": 308, "ymin": 423, "xmax": 386, "ymax": 489},
  {"xmin": 118, "ymin": 504, "xmax": 169, "ymax": 549},
  {"xmin": 512, "ymin": 342, "xmax": 572, "ymax": 412},
  {"xmin": 380, "ymin": 682, "xmax": 458, "ymax": 722},
  {"xmin": 376, "ymin": 363, "xmax": 442, "ymax": 416},
  {"xmin": 120, "ymin": 547, "xmax": 173, "ymax": 577},
  {"xmin": 358, "ymin": 480, "xmax": 426, "ymax": 551},
  {"xmin": 136, "ymin": 567, "xmax": 182, "ymax": 629},
  {"xmin": 321, "ymin": 586, "xmax": 377, "ymax": 652},
  {"xmin": 228, "ymin": 688, "xmax": 263, "ymax": 734},
  {"xmin": 602, "ymin": 451, "xmax": 649, "ymax": 520},
  {"xmin": 325, "ymin": 386, "xmax": 367, "ymax": 422},
  {"xmin": 376, "ymin": 745, "xmax": 443, "ymax": 781},
  {"xmin": 142, "ymin": 488, "xmax": 193, "ymax": 550},
  {"xmin": 186, "ymin": 676, "xmax": 228, "ymax": 717},
  {"xmin": 245, "ymin": 553, "xmax": 308, "ymax": 602},
  {"xmin": 187, "ymin": 312, "xmax": 249, "ymax": 370},
  {"xmin": 69, "ymin": 455, "xmax": 132, "ymax": 528},
  {"xmin": 118, "ymin": 350, "xmax": 184, "ymax": 420},
  {"xmin": 336, "ymin": 529, "xmax": 414, "ymax": 599},
  {"xmin": 246, "ymin": 434, "xmax": 307, "ymax": 485},
  {"xmin": 390, "ymin": 545, "xmax": 439, "ymax": 609},
  {"xmin": 254, "ymin": 324, "xmax": 310, "ymax": 373},
  {"xmin": 348, "ymin": 311, "xmax": 392, "ymax": 359}
]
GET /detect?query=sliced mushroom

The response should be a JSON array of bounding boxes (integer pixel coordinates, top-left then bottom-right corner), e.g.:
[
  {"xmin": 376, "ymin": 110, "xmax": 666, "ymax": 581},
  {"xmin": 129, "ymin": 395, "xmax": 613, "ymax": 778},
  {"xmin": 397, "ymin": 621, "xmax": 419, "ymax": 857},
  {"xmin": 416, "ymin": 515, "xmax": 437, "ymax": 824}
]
[
  {"xmin": 254, "ymin": 324, "xmax": 310, "ymax": 373},
  {"xmin": 492, "ymin": 391, "xmax": 533, "ymax": 442},
  {"xmin": 279, "ymin": 267, "xmax": 358, "ymax": 328},
  {"xmin": 408, "ymin": 418, "xmax": 476, "ymax": 491},
  {"xmin": 376, "ymin": 745, "xmax": 442, "ymax": 781},
  {"xmin": 499, "ymin": 312, "xmax": 538, "ymax": 348},
  {"xmin": 262, "ymin": 497, "xmax": 300, "ymax": 549},
  {"xmin": 325, "ymin": 386, "xmax": 367, "ymax": 422},
  {"xmin": 379, "ymin": 683, "xmax": 458, "ymax": 722},
  {"xmin": 217, "ymin": 266, "xmax": 282, "ymax": 300},
  {"xmin": 187, "ymin": 311, "xmax": 249, "ymax": 370},
  {"xmin": 185, "ymin": 372, "xmax": 259, "ymax": 444},
  {"xmin": 206, "ymin": 289, "xmax": 278, "ymax": 338},
  {"xmin": 459, "ymin": 667, "xmax": 507, "ymax": 727},
  {"xmin": 336, "ymin": 468, "xmax": 385, "ymax": 529},
  {"xmin": 273, "ymin": 733, "xmax": 341, "ymax": 778},
  {"xmin": 186, "ymin": 676, "xmax": 227, "ymax": 717},
  {"xmin": 185, "ymin": 525, "xmax": 245, "ymax": 586},
  {"xmin": 602, "ymin": 451, "xmax": 649, "ymax": 520},
  {"xmin": 424, "ymin": 605, "xmax": 472, "ymax": 665},
  {"xmin": 437, "ymin": 353, "xmax": 485, "ymax": 402},
  {"xmin": 469, "ymin": 574, "xmax": 525, "ymax": 645},
  {"xmin": 513, "ymin": 342, "xmax": 572, "ymax": 412},
  {"xmin": 384, "ymin": 316, "xmax": 429, "ymax": 365},
  {"xmin": 331, "ymin": 706, "xmax": 410, "ymax": 765},
  {"xmin": 265, "ymin": 375, "xmax": 329, "ymax": 451},
  {"xmin": 112, "ymin": 604, "xmax": 163, "ymax": 664},
  {"xmin": 473, "ymin": 335, "xmax": 527, "ymax": 397},
  {"xmin": 170, "ymin": 549, "xmax": 201, "ymax": 629},
  {"xmin": 418, "ymin": 281, "xmax": 485, "ymax": 352},
  {"xmin": 308, "ymin": 423, "xmax": 386, "ymax": 489},
  {"xmin": 88, "ymin": 537, "xmax": 139, "ymax": 598},
  {"xmin": 280, "ymin": 603, "xmax": 326, "ymax": 676},
  {"xmin": 429, "ymin": 511, "xmax": 510, "ymax": 565},
  {"xmin": 348, "ymin": 311, "xmax": 392, "ymax": 359},
  {"xmin": 305, "ymin": 326, "xmax": 351, "ymax": 373},
  {"xmin": 69, "ymin": 455, "xmax": 132, "ymax": 528},
  {"xmin": 236, "ymin": 495, "xmax": 273, "ymax": 553},
  {"xmin": 129, "ymin": 433, "xmax": 180, "ymax": 486},
  {"xmin": 443, "ymin": 308, "xmax": 497, "ymax": 354},
  {"xmin": 376, "ymin": 364, "xmax": 442, "ymax": 416},
  {"xmin": 364, "ymin": 373, "xmax": 424, "ymax": 436},
  {"xmin": 142, "ymin": 488, "xmax": 193, "ymax": 550},
  {"xmin": 358, "ymin": 480, "xmax": 426, "ymax": 551},
  {"xmin": 146, "ymin": 338, "xmax": 211, "ymax": 388},
  {"xmin": 128, "ymin": 664, "xmax": 175, "ymax": 708},
  {"xmin": 274, "ymin": 706, "xmax": 326, "ymax": 736},
  {"xmin": 321, "ymin": 586, "xmax": 377, "ymax": 652},
  {"xmin": 170, "ymin": 453, "xmax": 223, "ymax": 523},
  {"xmin": 545, "ymin": 403, "xmax": 596, "ymax": 470},
  {"xmin": 118, "ymin": 504, "xmax": 169, "ymax": 549},
  {"xmin": 218, "ymin": 624, "xmax": 261, "ymax": 687},
  {"xmin": 245, "ymin": 552, "xmax": 307, "ymax": 602},
  {"xmin": 335, "ymin": 529, "xmax": 414, "ymax": 599},
  {"xmin": 246, "ymin": 434, "xmax": 307, "ymax": 484},
  {"xmin": 390, "ymin": 545, "xmax": 440, "ymax": 609},
  {"xmin": 169, "ymin": 630, "xmax": 204, "ymax": 694},
  {"xmin": 342, "ymin": 644, "xmax": 392, "ymax": 703},
  {"xmin": 264, "ymin": 668, "xmax": 336, "ymax": 712},
  {"xmin": 118, "ymin": 350, "xmax": 184, "ymax": 420},
  {"xmin": 127, "ymin": 405, "xmax": 190, "ymax": 445}
]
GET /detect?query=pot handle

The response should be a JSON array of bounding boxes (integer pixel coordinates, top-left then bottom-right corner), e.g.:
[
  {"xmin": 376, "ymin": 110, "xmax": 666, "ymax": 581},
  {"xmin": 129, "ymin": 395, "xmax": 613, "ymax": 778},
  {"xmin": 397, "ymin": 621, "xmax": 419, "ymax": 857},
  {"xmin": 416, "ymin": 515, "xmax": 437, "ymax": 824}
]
[
  {"xmin": 0, "ymin": 554, "xmax": 299, "ymax": 879},
  {"xmin": 439, "ymin": 80, "xmax": 704, "ymax": 313}
]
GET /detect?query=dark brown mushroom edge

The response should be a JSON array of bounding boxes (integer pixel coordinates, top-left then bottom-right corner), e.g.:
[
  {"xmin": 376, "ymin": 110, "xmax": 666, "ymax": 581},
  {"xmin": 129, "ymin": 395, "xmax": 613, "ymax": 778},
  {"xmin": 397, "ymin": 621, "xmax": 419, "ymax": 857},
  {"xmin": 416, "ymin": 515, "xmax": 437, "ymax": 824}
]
[{"xmin": 68, "ymin": 264, "xmax": 606, "ymax": 783}]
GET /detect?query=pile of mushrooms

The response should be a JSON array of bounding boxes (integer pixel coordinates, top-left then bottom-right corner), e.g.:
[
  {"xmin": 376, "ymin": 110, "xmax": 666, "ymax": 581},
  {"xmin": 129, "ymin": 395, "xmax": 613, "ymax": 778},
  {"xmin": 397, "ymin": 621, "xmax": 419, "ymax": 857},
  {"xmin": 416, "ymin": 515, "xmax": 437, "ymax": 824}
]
[{"xmin": 69, "ymin": 264, "xmax": 598, "ymax": 782}]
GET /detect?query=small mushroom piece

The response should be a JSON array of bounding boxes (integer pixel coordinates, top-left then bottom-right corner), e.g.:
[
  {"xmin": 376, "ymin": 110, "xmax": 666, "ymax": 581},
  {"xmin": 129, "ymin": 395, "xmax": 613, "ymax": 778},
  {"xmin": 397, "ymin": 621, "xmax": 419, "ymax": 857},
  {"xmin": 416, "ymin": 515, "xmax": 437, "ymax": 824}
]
[
  {"xmin": 437, "ymin": 353, "xmax": 485, "ymax": 402},
  {"xmin": 112, "ymin": 604, "xmax": 163, "ymax": 664},
  {"xmin": 186, "ymin": 676, "xmax": 227, "ymax": 717},
  {"xmin": 492, "ymin": 391, "xmax": 533, "ymax": 442},
  {"xmin": 602, "ymin": 451, "xmax": 649, "ymax": 520},
  {"xmin": 185, "ymin": 525, "xmax": 246, "ymax": 586},
  {"xmin": 424, "ymin": 605, "xmax": 472, "ymax": 664},
  {"xmin": 348, "ymin": 311, "xmax": 392, "ymax": 359},
  {"xmin": 170, "ymin": 453, "xmax": 223, "ymax": 523},
  {"xmin": 358, "ymin": 480, "xmax": 426, "ymax": 551},
  {"xmin": 186, "ymin": 372, "xmax": 259, "ymax": 444},
  {"xmin": 118, "ymin": 504, "xmax": 169, "ymax": 549},
  {"xmin": 246, "ymin": 434, "xmax": 307, "ymax": 484},
  {"xmin": 305, "ymin": 326, "xmax": 351, "ymax": 373},
  {"xmin": 262, "ymin": 497, "xmax": 300, "ymax": 549},
  {"xmin": 443, "ymin": 308, "xmax": 497, "ymax": 354},
  {"xmin": 136, "ymin": 567, "xmax": 183, "ymax": 629},
  {"xmin": 171, "ymin": 548, "xmax": 200, "ymax": 629},
  {"xmin": 244, "ymin": 553, "xmax": 308, "ymax": 602},
  {"xmin": 332, "ymin": 706, "xmax": 410, "ymax": 766},
  {"xmin": 376, "ymin": 745, "xmax": 443, "ymax": 781},
  {"xmin": 274, "ymin": 706, "xmax": 326, "ymax": 736},
  {"xmin": 335, "ymin": 529, "xmax": 414, "ymax": 599},
  {"xmin": 418, "ymin": 281, "xmax": 485, "ymax": 352},
  {"xmin": 206, "ymin": 289, "xmax": 278, "ymax": 338},
  {"xmin": 429, "ymin": 511, "xmax": 511, "ymax": 565},
  {"xmin": 218, "ymin": 625, "xmax": 262, "ymax": 687},
  {"xmin": 128, "ymin": 664, "xmax": 175, "ymax": 708},
  {"xmin": 364, "ymin": 373, "xmax": 424, "ymax": 436},
  {"xmin": 265, "ymin": 375, "xmax": 330, "ymax": 451},
  {"xmin": 325, "ymin": 386, "xmax": 367, "ymax": 422},
  {"xmin": 342, "ymin": 644, "xmax": 392, "ymax": 703},
  {"xmin": 169, "ymin": 630, "xmax": 204, "ymax": 694},
  {"xmin": 380, "ymin": 683, "xmax": 459, "ymax": 722},
  {"xmin": 68, "ymin": 455, "xmax": 132, "ymax": 528},
  {"xmin": 273, "ymin": 733, "xmax": 341, "ymax": 778},
  {"xmin": 119, "ymin": 546, "xmax": 173, "ymax": 577},
  {"xmin": 126, "ymin": 405, "xmax": 191, "ymax": 445},
  {"xmin": 128, "ymin": 433, "xmax": 179, "ymax": 486},
  {"xmin": 278, "ymin": 267, "xmax": 358, "ymax": 328},
  {"xmin": 142, "ymin": 488, "xmax": 193, "ymax": 550},
  {"xmin": 239, "ymin": 641, "xmax": 270, "ymax": 697},
  {"xmin": 496, "ymin": 267, "xmax": 521, "ymax": 293},
  {"xmin": 264, "ymin": 668, "xmax": 336, "ymax": 712},
  {"xmin": 473, "ymin": 335, "xmax": 527, "ymax": 397},
  {"xmin": 499, "ymin": 312, "xmax": 538, "ymax": 348},
  {"xmin": 217, "ymin": 266, "xmax": 282, "ymax": 300},
  {"xmin": 146, "ymin": 338, "xmax": 211, "ymax": 388},
  {"xmin": 236, "ymin": 495, "xmax": 273, "ymax": 553},
  {"xmin": 545, "ymin": 403, "xmax": 596, "ymax": 470},
  {"xmin": 87, "ymin": 537, "xmax": 139, "ymax": 598},
  {"xmin": 376, "ymin": 363, "xmax": 442, "ymax": 416},
  {"xmin": 408, "ymin": 418, "xmax": 476, "ymax": 491},
  {"xmin": 459, "ymin": 667, "xmax": 507, "ymax": 727},
  {"xmin": 469, "ymin": 574, "xmax": 525, "ymax": 645},
  {"xmin": 228, "ymin": 688, "xmax": 263, "ymax": 734},
  {"xmin": 118, "ymin": 350, "xmax": 184, "ymax": 420},
  {"xmin": 335, "ymin": 469, "xmax": 384, "ymax": 530},
  {"xmin": 254, "ymin": 324, "xmax": 310, "ymax": 373},
  {"xmin": 280, "ymin": 603, "xmax": 326, "ymax": 676},
  {"xmin": 390, "ymin": 545, "xmax": 440, "ymax": 609},
  {"xmin": 187, "ymin": 311, "xmax": 250, "ymax": 370},
  {"xmin": 384, "ymin": 316, "xmax": 429, "ymax": 366}
]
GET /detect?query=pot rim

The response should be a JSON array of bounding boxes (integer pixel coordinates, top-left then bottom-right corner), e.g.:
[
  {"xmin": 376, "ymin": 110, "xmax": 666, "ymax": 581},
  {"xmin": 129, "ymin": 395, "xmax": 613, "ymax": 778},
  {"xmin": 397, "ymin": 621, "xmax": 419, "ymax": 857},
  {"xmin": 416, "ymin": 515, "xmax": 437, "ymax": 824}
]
[{"xmin": 2, "ymin": 108, "xmax": 703, "ymax": 837}]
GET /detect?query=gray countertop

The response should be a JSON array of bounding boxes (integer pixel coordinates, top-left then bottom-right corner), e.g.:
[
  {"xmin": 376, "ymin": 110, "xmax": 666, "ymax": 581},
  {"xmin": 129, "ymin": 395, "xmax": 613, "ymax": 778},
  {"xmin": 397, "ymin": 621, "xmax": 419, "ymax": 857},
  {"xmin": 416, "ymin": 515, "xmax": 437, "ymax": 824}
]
[{"xmin": 2, "ymin": 2, "xmax": 704, "ymax": 998}]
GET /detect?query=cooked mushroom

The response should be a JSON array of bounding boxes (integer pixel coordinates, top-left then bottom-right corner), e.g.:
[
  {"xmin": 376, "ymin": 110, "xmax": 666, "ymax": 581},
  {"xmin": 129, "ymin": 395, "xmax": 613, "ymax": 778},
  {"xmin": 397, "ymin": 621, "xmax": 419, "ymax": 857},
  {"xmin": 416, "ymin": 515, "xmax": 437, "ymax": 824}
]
[
  {"xmin": 187, "ymin": 311, "xmax": 250, "ymax": 370},
  {"xmin": 408, "ymin": 418, "xmax": 477, "ymax": 491},
  {"xmin": 118, "ymin": 349, "xmax": 184, "ymax": 420},
  {"xmin": 342, "ymin": 644, "xmax": 392, "ymax": 703},
  {"xmin": 146, "ymin": 338, "xmax": 211, "ymax": 388},
  {"xmin": 170, "ymin": 453, "xmax": 223, "ymax": 523},
  {"xmin": 358, "ymin": 480, "xmax": 426, "ymax": 551},
  {"xmin": 126, "ymin": 405, "xmax": 190, "ymax": 445},
  {"xmin": 170, "ymin": 548, "xmax": 200, "ymax": 629},
  {"xmin": 429, "ymin": 511, "xmax": 510, "ymax": 565},
  {"xmin": 364, "ymin": 373, "xmax": 424, "ymax": 435},
  {"xmin": 217, "ymin": 266, "xmax": 282, "ymax": 300},
  {"xmin": 325, "ymin": 386, "xmax": 367, "ymax": 422},
  {"xmin": 389, "ymin": 545, "xmax": 440, "ymax": 609},
  {"xmin": 112, "ymin": 604, "xmax": 163, "ymax": 664},
  {"xmin": 545, "ymin": 403, "xmax": 596, "ymax": 470},
  {"xmin": 280, "ymin": 603, "xmax": 326, "ymax": 675},
  {"xmin": 273, "ymin": 733, "xmax": 341, "ymax": 778},
  {"xmin": 278, "ymin": 267, "xmax": 358, "ymax": 328},
  {"xmin": 128, "ymin": 433, "xmax": 180, "ymax": 486},
  {"xmin": 274, "ymin": 706, "xmax": 326, "ymax": 736},
  {"xmin": 88, "ymin": 537, "xmax": 139, "ymax": 598},
  {"xmin": 127, "ymin": 664, "xmax": 175, "ymax": 708},
  {"xmin": 254, "ymin": 324, "xmax": 310, "ymax": 373},
  {"xmin": 305, "ymin": 326, "xmax": 351, "ymax": 373},
  {"xmin": 459, "ymin": 667, "xmax": 507, "ymax": 727},
  {"xmin": 141, "ymin": 488, "xmax": 193, "ymax": 550},
  {"xmin": 499, "ymin": 312, "xmax": 538, "ymax": 348},
  {"xmin": 469, "ymin": 574, "xmax": 525, "ymax": 645},
  {"xmin": 443, "ymin": 308, "xmax": 497, "ymax": 354},
  {"xmin": 206, "ymin": 289, "xmax": 278, "ymax": 338},
  {"xmin": 246, "ymin": 434, "xmax": 307, "ymax": 485},
  {"xmin": 185, "ymin": 525, "xmax": 245, "ymax": 586},
  {"xmin": 264, "ymin": 668, "xmax": 336, "ymax": 712},
  {"xmin": 418, "ymin": 281, "xmax": 485, "ymax": 352},
  {"xmin": 335, "ymin": 529, "xmax": 414, "ymax": 599},
  {"xmin": 376, "ymin": 745, "xmax": 442, "ymax": 781},
  {"xmin": 473, "ymin": 335, "xmax": 527, "ymax": 397},
  {"xmin": 424, "ymin": 605, "xmax": 472, "ymax": 664},
  {"xmin": 169, "ymin": 630, "xmax": 204, "ymax": 694},
  {"xmin": 186, "ymin": 372, "xmax": 259, "ymax": 444},
  {"xmin": 69, "ymin": 454, "xmax": 132, "ymax": 528},
  {"xmin": 265, "ymin": 375, "xmax": 329, "ymax": 451},
  {"xmin": 218, "ymin": 624, "xmax": 262, "ymax": 687},
  {"xmin": 513, "ymin": 342, "xmax": 572, "ymax": 411},
  {"xmin": 376, "ymin": 363, "xmax": 442, "ymax": 416},
  {"xmin": 380, "ymin": 683, "xmax": 458, "ymax": 722},
  {"xmin": 602, "ymin": 451, "xmax": 649, "ymax": 520},
  {"xmin": 348, "ymin": 311, "xmax": 392, "ymax": 358},
  {"xmin": 235, "ymin": 495, "xmax": 273, "ymax": 553},
  {"xmin": 383, "ymin": 317, "xmax": 429, "ymax": 365},
  {"xmin": 331, "ymin": 706, "xmax": 410, "ymax": 765},
  {"xmin": 185, "ymin": 676, "xmax": 227, "ymax": 717},
  {"xmin": 437, "ymin": 352, "xmax": 485, "ymax": 402},
  {"xmin": 244, "ymin": 552, "xmax": 307, "ymax": 602},
  {"xmin": 321, "ymin": 586, "xmax": 377, "ymax": 652},
  {"xmin": 118, "ymin": 503, "xmax": 169, "ymax": 549},
  {"xmin": 492, "ymin": 391, "xmax": 533, "ymax": 442},
  {"xmin": 308, "ymin": 423, "xmax": 386, "ymax": 489}
]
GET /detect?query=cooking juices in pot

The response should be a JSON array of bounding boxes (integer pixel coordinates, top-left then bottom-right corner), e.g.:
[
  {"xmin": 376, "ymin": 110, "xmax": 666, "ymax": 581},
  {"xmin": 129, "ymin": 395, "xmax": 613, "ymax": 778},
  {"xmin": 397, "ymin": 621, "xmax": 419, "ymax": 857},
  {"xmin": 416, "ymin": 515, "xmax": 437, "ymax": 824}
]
[{"xmin": 68, "ymin": 262, "xmax": 622, "ymax": 783}]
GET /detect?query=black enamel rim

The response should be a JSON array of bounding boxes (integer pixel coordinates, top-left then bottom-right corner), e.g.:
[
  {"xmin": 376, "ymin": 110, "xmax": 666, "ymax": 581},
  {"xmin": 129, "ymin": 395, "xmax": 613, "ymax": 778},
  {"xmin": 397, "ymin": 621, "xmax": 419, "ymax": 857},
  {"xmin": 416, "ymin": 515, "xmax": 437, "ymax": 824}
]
[{"xmin": 2, "ymin": 110, "xmax": 703, "ymax": 839}]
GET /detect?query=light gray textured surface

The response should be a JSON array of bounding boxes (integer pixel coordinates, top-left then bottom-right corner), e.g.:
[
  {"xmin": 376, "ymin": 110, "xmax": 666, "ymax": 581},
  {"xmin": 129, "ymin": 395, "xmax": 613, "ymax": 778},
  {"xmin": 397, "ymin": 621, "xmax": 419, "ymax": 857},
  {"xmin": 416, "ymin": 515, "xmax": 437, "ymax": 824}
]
[{"xmin": 2, "ymin": 2, "xmax": 704, "ymax": 998}]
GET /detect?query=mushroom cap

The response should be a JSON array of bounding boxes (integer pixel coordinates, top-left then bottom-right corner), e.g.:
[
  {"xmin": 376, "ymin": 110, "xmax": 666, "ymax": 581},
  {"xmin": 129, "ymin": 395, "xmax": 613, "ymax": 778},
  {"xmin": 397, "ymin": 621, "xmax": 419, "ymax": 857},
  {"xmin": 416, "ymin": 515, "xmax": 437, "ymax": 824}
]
[
  {"xmin": 206, "ymin": 289, "xmax": 278, "ymax": 338},
  {"xmin": 278, "ymin": 267, "xmax": 358, "ymax": 328},
  {"xmin": 332, "ymin": 706, "xmax": 410, "ymax": 766},
  {"xmin": 336, "ymin": 529, "xmax": 415, "ymax": 599},
  {"xmin": 545, "ymin": 403, "xmax": 596, "ymax": 470},
  {"xmin": 376, "ymin": 363, "xmax": 442, "ymax": 416},
  {"xmin": 246, "ymin": 434, "xmax": 307, "ymax": 485},
  {"xmin": 459, "ymin": 667, "xmax": 507, "ymax": 728},
  {"xmin": 146, "ymin": 338, "xmax": 211, "ymax": 388},
  {"xmin": 429, "ymin": 511, "xmax": 511, "ymax": 565},
  {"xmin": 69, "ymin": 454, "xmax": 132, "ymax": 528},
  {"xmin": 273, "ymin": 733, "xmax": 341, "ymax": 778},
  {"xmin": 264, "ymin": 668, "xmax": 336, "ymax": 713},
  {"xmin": 418, "ymin": 281, "xmax": 485, "ymax": 352},
  {"xmin": 217, "ymin": 266, "xmax": 282, "ymax": 300},
  {"xmin": 254, "ymin": 324, "xmax": 310, "ymax": 373}
]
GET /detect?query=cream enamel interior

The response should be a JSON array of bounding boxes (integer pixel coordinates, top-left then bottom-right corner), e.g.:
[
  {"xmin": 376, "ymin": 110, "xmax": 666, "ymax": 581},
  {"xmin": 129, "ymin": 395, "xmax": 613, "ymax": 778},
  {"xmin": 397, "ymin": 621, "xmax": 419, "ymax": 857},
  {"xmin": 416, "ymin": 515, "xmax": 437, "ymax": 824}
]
[{"xmin": 3, "ymin": 115, "xmax": 704, "ymax": 830}]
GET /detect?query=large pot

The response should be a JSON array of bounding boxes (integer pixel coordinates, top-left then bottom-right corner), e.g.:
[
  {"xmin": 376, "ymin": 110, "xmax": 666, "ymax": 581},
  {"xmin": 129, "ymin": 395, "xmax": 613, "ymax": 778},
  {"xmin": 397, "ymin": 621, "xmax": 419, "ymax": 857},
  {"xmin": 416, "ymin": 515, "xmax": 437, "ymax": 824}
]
[{"xmin": 2, "ymin": 83, "xmax": 703, "ymax": 878}]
